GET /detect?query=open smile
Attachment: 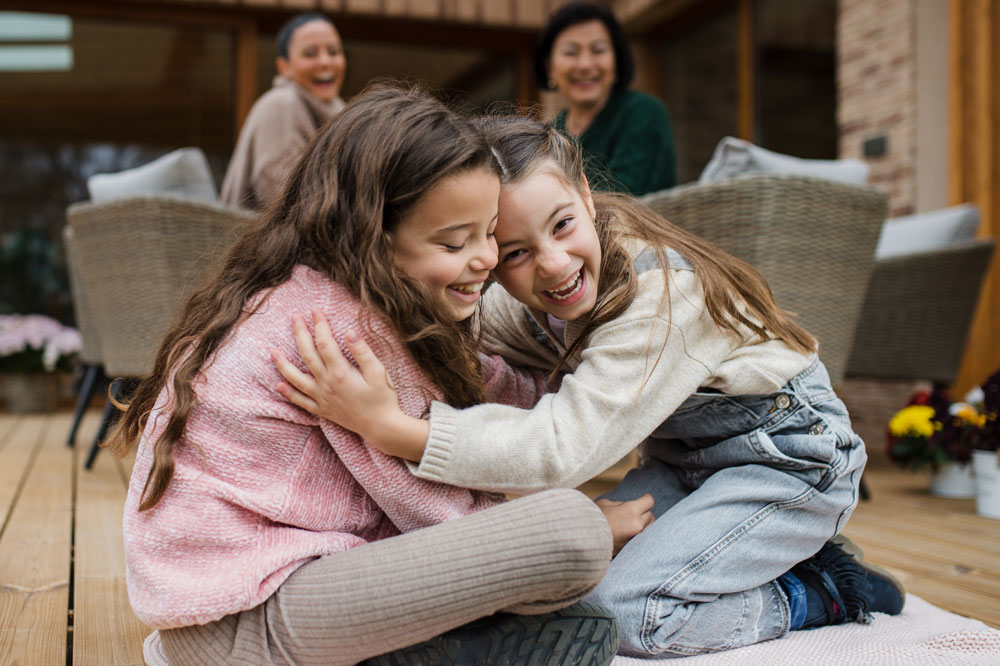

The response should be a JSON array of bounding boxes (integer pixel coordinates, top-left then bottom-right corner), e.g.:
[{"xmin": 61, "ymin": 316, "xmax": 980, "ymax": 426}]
[
  {"xmin": 448, "ymin": 281, "xmax": 485, "ymax": 304},
  {"xmin": 570, "ymin": 76, "xmax": 603, "ymax": 90},
  {"xmin": 539, "ymin": 268, "xmax": 586, "ymax": 306}
]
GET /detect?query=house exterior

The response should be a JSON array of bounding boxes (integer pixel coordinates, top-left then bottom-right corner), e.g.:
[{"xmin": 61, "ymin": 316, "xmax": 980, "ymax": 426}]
[{"xmin": 0, "ymin": 0, "xmax": 995, "ymax": 392}]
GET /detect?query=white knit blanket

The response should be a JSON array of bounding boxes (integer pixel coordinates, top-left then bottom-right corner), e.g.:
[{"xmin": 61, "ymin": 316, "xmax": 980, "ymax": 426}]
[{"xmin": 612, "ymin": 595, "xmax": 1000, "ymax": 665}]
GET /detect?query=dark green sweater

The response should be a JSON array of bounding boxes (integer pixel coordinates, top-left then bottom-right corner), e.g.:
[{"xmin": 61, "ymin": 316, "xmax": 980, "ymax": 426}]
[{"xmin": 553, "ymin": 89, "xmax": 677, "ymax": 196}]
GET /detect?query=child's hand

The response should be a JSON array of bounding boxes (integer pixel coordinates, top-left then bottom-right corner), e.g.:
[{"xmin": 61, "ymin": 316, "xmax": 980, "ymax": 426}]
[
  {"xmin": 272, "ymin": 308, "xmax": 423, "ymax": 456},
  {"xmin": 595, "ymin": 493, "xmax": 655, "ymax": 556}
]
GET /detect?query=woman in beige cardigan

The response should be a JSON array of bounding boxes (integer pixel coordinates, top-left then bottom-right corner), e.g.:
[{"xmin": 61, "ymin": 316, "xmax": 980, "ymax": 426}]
[{"xmin": 221, "ymin": 12, "xmax": 347, "ymax": 210}]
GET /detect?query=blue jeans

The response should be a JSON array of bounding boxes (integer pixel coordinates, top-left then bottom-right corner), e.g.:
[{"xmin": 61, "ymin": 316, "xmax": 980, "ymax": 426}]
[{"xmin": 587, "ymin": 358, "xmax": 866, "ymax": 657}]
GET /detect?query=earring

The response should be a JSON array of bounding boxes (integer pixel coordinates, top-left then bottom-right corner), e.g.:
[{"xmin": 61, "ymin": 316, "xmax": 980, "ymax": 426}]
[{"xmin": 547, "ymin": 79, "xmax": 558, "ymax": 90}]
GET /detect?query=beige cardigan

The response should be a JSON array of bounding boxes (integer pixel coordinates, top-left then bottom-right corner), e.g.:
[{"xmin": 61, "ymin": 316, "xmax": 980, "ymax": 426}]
[
  {"xmin": 414, "ymin": 245, "xmax": 815, "ymax": 494},
  {"xmin": 221, "ymin": 76, "xmax": 344, "ymax": 210}
]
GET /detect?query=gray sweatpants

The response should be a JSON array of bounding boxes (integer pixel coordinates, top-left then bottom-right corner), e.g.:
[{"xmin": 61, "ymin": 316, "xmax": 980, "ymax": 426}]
[{"xmin": 147, "ymin": 489, "xmax": 612, "ymax": 665}]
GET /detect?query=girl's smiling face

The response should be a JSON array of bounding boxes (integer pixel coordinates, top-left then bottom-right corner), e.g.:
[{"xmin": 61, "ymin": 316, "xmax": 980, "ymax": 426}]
[
  {"xmin": 390, "ymin": 168, "xmax": 500, "ymax": 321},
  {"xmin": 492, "ymin": 166, "xmax": 601, "ymax": 321}
]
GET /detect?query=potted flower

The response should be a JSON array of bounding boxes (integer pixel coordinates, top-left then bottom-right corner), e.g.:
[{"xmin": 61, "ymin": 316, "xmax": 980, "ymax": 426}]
[
  {"xmin": 965, "ymin": 369, "xmax": 1000, "ymax": 519},
  {"xmin": 886, "ymin": 385, "xmax": 976, "ymax": 498},
  {"xmin": 0, "ymin": 314, "xmax": 81, "ymax": 413}
]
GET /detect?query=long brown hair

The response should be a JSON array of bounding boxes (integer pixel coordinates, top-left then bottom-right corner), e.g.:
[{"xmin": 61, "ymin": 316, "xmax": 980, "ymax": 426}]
[
  {"xmin": 110, "ymin": 84, "xmax": 495, "ymax": 510},
  {"xmin": 478, "ymin": 116, "xmax": 815, "ymax": 375}
]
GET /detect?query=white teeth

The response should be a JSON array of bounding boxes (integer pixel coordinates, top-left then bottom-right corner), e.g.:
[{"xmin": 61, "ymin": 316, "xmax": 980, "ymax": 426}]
[
  {"xmin": 451, "ymin": 282, "xmax": 484, "ymax": 295},
  {"xmin": 544, "ymin": 272, "xmax": 582, "ymax": 301}
]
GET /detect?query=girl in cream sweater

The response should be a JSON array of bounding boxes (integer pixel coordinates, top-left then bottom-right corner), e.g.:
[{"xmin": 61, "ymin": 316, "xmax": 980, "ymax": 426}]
[{"xmin": 275, "ymin": 116, "xmax": 905, "ymax": 658}]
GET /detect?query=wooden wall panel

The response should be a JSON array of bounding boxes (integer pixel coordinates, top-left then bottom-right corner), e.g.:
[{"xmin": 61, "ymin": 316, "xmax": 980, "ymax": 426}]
[{"xmin": 950, "ymin": 0, "xmax": 1000, "ymax": 393}]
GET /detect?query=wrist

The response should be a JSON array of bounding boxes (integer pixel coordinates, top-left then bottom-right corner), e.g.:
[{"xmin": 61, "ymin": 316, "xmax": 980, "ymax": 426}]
[{"xmin": 371, "ymin": 410, "xmax": 429, "ymax": 462}]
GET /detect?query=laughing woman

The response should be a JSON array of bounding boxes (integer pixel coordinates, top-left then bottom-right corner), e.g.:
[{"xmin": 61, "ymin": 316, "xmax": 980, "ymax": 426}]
[
  {"xmin": 537, "ymin": 2, "xmax": 677, "ymax": 196},
  {"xmin": 221, "ymin": 12, "xmax": 347, "ymax": 210}
]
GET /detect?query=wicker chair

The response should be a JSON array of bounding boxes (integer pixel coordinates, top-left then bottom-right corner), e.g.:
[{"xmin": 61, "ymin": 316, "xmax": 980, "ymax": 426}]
[
  {"xmin": 642, "ymin": 173, "xmax": 888, "ymax": 387},
  {"xmin": 846, "ymin": 237, "xmax": 995, "ymax": 384},
  {"xmin": 66, "ymin": 195, "xmax": 254, "ymax": 468},
  {"xmin": 62, "ymin": 226, "xmax": 106, "ymax": 448}
]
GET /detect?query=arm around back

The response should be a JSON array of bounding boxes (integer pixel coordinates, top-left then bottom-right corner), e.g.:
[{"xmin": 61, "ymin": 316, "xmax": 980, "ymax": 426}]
[{"xmin": 416, "ymin": 269, "xmax": 737, "ymax": 494}]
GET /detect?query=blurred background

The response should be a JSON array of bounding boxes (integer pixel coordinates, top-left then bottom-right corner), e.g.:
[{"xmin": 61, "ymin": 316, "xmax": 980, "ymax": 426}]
[{"xmin": 0, "ymin": 0, "xmax": 994, "ymax": 394}]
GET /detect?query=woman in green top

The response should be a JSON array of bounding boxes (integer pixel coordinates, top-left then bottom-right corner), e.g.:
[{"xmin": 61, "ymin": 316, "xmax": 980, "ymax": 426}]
[{"xmin": 535, "ymin": 1, "xmax": 677, "ymax": 196}]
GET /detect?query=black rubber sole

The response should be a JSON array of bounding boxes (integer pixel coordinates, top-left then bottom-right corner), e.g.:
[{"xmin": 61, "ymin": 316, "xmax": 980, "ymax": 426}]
[{"xmin": 362, "ymin": 600, "xmax": 620, "ymax": 666}]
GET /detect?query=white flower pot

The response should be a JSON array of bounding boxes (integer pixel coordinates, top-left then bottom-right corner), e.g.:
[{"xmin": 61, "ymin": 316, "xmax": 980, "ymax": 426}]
[
  {"xmin": 971, "ymin": 450, "xmax": 1000, "ymax": 520},
  {"xmin": 928, "ymin": 461, "xmax": 976, "ymax": 498}
]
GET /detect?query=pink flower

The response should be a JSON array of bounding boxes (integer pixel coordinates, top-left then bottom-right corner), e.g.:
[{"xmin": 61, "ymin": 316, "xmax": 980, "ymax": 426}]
[{"xmin": 0, "ymin": 314, "xmax": 82, "ymax": 372}]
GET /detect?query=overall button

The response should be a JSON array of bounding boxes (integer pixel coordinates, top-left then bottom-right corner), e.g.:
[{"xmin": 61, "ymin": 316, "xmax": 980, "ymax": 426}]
[
  {"xmin": 775, "ymin": 394, "xmax": 791, "ymax": 409},
  {"xmin": 809, "ymin": 423, "xmax": 825, "ymax": 435}
]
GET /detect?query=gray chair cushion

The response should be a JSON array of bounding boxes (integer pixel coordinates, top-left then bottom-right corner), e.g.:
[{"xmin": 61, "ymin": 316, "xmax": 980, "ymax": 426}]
[
  {"xmin": 875, "ymin": 204, "xmax": 981, "ymax": 259},
  {"xmin": 699, "ymin": 136, "xmax": 870, "ymax": 186},
  {"xmin": 87, "ymin": 147, "xmax": 217, "ymax": 203}
]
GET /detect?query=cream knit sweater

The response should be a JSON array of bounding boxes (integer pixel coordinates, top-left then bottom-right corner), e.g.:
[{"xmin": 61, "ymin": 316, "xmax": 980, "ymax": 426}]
[
  {"xmin": 416, "ymin": 247, "xmax": 815, "ymax": 494},
  {"xmin": 123, "ymin": 266, "xmax": 544, "ymax": 629}
]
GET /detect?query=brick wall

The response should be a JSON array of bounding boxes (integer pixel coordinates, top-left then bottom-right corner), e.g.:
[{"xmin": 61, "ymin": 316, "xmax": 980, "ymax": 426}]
[{"xmin": 838, "ymin": 0, "xmax": 918, "ymax": 217}]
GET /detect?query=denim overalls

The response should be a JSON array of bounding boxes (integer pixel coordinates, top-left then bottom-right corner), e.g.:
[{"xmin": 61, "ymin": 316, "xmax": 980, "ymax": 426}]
[{"xmin": 586, "ymin": 252, "xmax": 868, "ymax": 657}]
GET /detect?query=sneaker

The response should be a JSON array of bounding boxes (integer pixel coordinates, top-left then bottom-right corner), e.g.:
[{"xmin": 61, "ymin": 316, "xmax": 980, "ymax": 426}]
[
  {"xmin": 361, "ymin": 600, "xmax": 619, "ymax": 666},
  {"xmin": 830, "ymin": 535, "xmax": 906, "ymax": 617},
  {"xmin": 786, "ymin": 538, "xmax": 905, "ymax": 628}
]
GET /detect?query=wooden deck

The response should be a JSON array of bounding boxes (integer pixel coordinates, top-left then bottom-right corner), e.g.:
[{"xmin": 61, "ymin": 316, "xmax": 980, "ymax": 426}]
[{"xmin": 1, "ymin": 409, "xmax": 997, "ymax": 666}]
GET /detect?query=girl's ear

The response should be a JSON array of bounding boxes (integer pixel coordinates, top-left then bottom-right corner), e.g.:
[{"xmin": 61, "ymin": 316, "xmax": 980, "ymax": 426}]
[
  {"xmin": 276, "ymin": 57, "xmax": 289, "ymax": 78},
  {"xmin": 581, "ymin": 174, "xmax": 597, "ymax": 219}
]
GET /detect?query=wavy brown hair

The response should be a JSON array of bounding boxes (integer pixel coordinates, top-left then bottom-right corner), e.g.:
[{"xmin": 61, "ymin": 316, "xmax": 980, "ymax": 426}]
[
  {"xmin": 110, "ymin": 84, "xmax": 495, "ymax": 510},
  {"xmin": 478, "ymin": 116, "xmax": 815, "ymax": 376}
]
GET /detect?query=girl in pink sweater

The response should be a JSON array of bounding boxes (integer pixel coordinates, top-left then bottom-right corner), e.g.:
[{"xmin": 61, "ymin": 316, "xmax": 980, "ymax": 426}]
[{"xmin": 110, "ymin": 86, "xmax": 647, "ymax": 666}]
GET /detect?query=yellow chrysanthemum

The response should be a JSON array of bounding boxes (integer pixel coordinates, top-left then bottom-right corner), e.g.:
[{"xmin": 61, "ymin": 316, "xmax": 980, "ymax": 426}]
[
  {"xmin": 953, "ymin": 405, "xmax": 987, "ymax": 428},
  {"xmin": 888, "ymin": 405, "xmax": 936, "ymax": 438}
]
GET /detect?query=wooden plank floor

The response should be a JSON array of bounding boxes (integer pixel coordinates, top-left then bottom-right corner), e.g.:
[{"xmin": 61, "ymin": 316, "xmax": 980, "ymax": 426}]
[
  {"xmin": 0, "ymin": 409, "xmax": 997, "ymax": 666},
  {"xmin": 0, "ymin": 409, "xmax": 147, "ymax": 666}
]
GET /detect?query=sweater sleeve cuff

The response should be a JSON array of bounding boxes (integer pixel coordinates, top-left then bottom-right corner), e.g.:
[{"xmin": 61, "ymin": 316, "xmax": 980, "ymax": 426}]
[{"xmin": 415, "ymin": 401, "xmax": 459, "ymax": 482}]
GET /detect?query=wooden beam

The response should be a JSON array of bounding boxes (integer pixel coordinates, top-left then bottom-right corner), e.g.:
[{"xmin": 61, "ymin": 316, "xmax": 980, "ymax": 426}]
[
  {"xmin": 257, "ymin": 10, "xmax": 537, "ymax": 53},
  {"xmin": 737, "ymin": 0, "xmax": 753, "ymax": 141},
  {"xmin": 0, "ymin": 0, "xmax": 250, "ymax": 27},
  {"xmin": 515, "ymin": 49, "xmax": 536, "ymax": 111},
  {"xmin": 619, "ymin": 0, "xmax": 715, "ymax": 33},
  {"xmin": 951, "ymin": 0, "xmax": 1000, "ymax": 394},
  {"xmin": 235, "ymin": 17, "xmax": 259, "ymax": 139},
  {"xmin": 631, "ymin": 38, "xmax": 662, "ymax": 98}
]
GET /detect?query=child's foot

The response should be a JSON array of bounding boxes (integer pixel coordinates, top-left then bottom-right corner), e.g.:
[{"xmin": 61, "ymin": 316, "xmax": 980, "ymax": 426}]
[
  {"xmin": 361, "ymin": 600, "xmax": 619, "ymax": 665},
  {"xmin": 780, "ymin": 538, "xmax": 905, "ymax": 629}
]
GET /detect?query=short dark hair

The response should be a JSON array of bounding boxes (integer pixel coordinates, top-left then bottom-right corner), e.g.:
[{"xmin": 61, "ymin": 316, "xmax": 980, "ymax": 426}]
[
  {"xmin": 276, "ymin": 12, "xmax": 334, "ymax": 59},
  {"xmin": 532, "ymin": 1, "xmax": 634, "ymax": 93}
]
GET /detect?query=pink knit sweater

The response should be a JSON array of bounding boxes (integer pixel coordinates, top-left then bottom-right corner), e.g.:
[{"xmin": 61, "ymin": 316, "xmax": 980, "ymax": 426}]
[{"xmin": 123, "ymin": 266, "xmax": 546, "ymax": 629}]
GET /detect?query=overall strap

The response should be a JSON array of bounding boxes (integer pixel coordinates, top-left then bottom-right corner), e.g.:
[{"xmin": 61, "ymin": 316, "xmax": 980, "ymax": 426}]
[{"xmin": 634, "ymin": 247, "xmax": 693, "ymax": 275}]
